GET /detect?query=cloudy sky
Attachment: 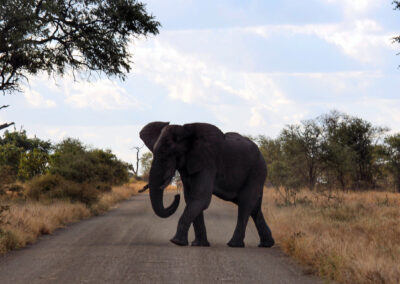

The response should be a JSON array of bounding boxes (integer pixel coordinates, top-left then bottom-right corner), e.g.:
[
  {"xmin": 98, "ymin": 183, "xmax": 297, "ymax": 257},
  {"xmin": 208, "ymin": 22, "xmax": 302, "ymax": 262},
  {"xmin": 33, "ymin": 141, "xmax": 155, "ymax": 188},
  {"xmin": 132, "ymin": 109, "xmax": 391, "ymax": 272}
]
[{"xmin": 1, "ymin": 0, "xmax": 400, "ymax": 165}]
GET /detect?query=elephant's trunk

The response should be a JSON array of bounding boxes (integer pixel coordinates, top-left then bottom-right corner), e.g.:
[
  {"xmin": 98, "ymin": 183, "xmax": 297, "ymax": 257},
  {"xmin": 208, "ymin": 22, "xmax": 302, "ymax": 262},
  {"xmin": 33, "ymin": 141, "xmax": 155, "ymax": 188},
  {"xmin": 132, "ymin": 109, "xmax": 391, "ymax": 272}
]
[
  {"xmin": 149, "ymin": 186, "xmax": 180, "ymax": 218},
  {"xmin": 148, "ymin": 159, "xmax": 180, "ymax": 218}
]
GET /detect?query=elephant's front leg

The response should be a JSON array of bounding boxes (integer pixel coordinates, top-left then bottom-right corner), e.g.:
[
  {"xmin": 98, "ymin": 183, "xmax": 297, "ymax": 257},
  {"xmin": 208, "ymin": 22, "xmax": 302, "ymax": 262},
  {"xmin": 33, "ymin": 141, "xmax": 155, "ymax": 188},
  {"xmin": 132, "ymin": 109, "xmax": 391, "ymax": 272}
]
[
  {"xmin": 170, "ymin": 200, "xmax": 210, "ymax": 246},
  {"xmin": 191, "ymin": 212, "xmax": 210, "ymax": 246},
  {"xmin": 170, "ymin": 171, "xmax": 213, "ymax": 246}
]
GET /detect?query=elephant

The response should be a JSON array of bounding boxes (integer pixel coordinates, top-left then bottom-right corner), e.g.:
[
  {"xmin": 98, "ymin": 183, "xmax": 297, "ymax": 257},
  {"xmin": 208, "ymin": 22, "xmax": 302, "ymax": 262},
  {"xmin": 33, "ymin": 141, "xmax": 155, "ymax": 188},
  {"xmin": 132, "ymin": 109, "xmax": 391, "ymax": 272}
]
[{"xmin": 139, "ymin": 121, "xmax": 275, "ymax": 248}]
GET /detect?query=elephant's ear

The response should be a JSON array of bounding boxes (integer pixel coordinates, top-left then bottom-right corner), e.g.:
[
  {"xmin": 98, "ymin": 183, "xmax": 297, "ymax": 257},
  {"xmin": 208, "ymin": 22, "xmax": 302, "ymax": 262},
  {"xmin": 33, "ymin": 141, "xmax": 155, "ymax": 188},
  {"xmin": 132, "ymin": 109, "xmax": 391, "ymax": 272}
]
[
  {"xmin": 139, "ymin": 121, "xmax": 170, "ymax": 152},
  {"xmin": 183, "ymin": 123, "xmax": 224, "ymax": 175}
]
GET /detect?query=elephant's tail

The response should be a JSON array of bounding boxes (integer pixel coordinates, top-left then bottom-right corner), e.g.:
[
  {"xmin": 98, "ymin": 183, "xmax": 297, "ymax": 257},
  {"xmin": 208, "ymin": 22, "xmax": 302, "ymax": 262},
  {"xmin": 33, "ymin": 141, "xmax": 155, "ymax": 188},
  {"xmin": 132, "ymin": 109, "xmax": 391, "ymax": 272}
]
[{"xmin": 138, "ymin": 184, "xmax": 149, "ymax": 193}]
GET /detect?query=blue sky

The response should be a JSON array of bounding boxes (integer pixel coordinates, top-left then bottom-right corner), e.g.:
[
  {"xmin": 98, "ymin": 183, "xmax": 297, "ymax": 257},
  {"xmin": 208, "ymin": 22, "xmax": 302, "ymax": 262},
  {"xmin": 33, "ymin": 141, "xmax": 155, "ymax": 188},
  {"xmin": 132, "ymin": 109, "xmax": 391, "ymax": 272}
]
[{"xmin": 1, "ymin": 0, "xmax": 400, "ymax": 165}]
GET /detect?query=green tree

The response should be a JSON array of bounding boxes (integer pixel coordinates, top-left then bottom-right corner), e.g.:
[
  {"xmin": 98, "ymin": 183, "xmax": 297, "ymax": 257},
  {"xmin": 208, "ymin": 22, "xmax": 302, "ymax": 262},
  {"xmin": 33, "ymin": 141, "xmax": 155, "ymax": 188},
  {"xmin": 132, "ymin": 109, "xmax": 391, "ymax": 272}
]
[
  {"xmin": 0, "ymin": 130, "xmax": 52, "ymax": 153},
  {"xmin": 18, "ymin": 148, "xmax": 49, "ymax": 181},
  {"xmin": 279, "ymin": 120, "xmax": 323, "ymax": 191},
  {"xmin": 320, "ymin": 111, "xmax": 387, "ymax": 190},
  {"xmin": 1, "ymin": 0, "xmax": 160, "ymax": 130},
  {"xmin": 383, "ymin": 134, "xmax": 400, "ymax": 192},
  {"xmin": 255, "ymin": 135, "xmax": 282, "ymax": 166},
  {"xmin": 49, "ymin": 138, "xmax": 130, "ymax": 185},
  {"xmin": 49, "ymin": 138, "xmax": 95, "ymax": 183},
  {"xmin": 0, "ymin": 0, "xmax": 160, "ymax": 94},
  {"xmin": 0, "ymin": 143, "xmax": 23, "ymax": 174},
  {"xmin": 320, "ymin": 111, "xmax": 355, "ymax": 189},
  {"xmin": 89, "ymin": 148, "xmax": 131, "ymax": 185}
]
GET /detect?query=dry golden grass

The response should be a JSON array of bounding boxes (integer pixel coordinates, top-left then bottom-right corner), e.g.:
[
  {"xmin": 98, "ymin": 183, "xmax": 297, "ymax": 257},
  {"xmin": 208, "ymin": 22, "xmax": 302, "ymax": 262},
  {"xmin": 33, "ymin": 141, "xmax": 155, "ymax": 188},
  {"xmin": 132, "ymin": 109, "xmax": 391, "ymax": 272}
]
[
  {"xmin": 0, "ymin": 182, "xmax": 146, "ymax": 254},
  {"xmin": 0, "ymin": 202, "xmax": 90, "ymax": 253},
  {"xmin": 262, "ymin": 188, "xmax": 400, "ymax": 284},
  {"xmin": 90, "ymin": 181, "xmax": 147, "ymax": 214}
]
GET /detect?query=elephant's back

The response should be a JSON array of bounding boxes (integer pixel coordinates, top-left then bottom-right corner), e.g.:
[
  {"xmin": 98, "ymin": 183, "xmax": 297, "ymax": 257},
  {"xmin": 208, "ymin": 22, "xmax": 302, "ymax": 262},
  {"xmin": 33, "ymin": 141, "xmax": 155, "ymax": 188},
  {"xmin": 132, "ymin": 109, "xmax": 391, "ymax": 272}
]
[
  {"xmin": 216, "ymin": 132, "xmax": 263, "ymax": 189},
  {"xmin": 223, "ymin": 132, "xmax": 260, "ymax": 157}
]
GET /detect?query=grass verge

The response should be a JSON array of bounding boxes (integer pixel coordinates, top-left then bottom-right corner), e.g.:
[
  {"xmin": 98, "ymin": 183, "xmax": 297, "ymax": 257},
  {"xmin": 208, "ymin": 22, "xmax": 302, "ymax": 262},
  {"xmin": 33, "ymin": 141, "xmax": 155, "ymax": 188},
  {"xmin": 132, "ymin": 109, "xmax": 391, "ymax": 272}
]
[
  {"xmin": 0, "ymin": 182, "xmax": 146, "ymax": 254},
  {"xmin": 262, "ymin": 188, "xmax": 400, "ymax": 284}
]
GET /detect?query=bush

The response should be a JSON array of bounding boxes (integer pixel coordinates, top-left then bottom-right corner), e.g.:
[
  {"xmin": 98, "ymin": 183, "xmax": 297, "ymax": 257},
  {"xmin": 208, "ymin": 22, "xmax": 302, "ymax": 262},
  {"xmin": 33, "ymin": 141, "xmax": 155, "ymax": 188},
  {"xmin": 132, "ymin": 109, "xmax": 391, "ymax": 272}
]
[
  {"xmin": 95, "ymin": 183, "xmax": 112, "ymax": 192},
  {"xmin": 18, "ymin": 149, "xmax": 49, "ymax": 181},
  {"xmin": 0, "ymin": 144, "xmax": 23, "ymax": 174},
  {"xmin": 27, "ymin": 174, "xmax": 99, "ymax": 205},
  {"xmin": 0, "ymin": 165, "xmax": 17, "ymax": 194},
  {"xmin": 8, "ymin": 184, "xmax": 23, "ymax": 193},
  {"xmin": 49, "ymin": 138, "xmax": 130, "ymax": 185}
]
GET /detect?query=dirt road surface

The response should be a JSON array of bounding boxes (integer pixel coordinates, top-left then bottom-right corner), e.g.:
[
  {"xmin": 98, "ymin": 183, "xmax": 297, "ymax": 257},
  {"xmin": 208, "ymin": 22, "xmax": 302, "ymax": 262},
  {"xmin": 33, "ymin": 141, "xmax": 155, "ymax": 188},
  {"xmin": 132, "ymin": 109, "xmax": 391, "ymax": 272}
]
[{"xmin": 0, "ymin": 193, "xmax": 321, "ymax": 283}]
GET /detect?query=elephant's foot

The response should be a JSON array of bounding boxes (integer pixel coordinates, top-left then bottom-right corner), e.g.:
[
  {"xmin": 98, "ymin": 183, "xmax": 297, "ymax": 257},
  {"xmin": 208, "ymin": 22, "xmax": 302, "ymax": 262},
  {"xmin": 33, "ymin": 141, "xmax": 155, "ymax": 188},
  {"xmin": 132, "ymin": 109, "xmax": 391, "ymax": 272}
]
[
  {"xmin": 170, "ymin": 236, "xmax": 188, "ymax": 246},
  {"xmin": 258, "ymin": 238, "xmax": 275, "ymax": 248},
  {"xmin": 227, "ymin": 239, "xmax": 245, "ymax": 248},
  {"xmin": 191, "ymin": 239, "xmax": 210, "ymax": 247}
]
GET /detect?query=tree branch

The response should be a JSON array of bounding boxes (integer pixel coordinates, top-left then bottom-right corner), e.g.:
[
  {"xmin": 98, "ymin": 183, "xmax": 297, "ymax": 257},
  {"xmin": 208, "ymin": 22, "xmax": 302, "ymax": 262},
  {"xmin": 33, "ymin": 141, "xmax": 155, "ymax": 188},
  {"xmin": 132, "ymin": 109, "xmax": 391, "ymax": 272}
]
[
  {"xmin": 0, "ymin": 122, "xmax": 14, "ymax": 131},
  {"xmin": 0, "ymin": 105, "xmax": 10, "ymax": 110}
]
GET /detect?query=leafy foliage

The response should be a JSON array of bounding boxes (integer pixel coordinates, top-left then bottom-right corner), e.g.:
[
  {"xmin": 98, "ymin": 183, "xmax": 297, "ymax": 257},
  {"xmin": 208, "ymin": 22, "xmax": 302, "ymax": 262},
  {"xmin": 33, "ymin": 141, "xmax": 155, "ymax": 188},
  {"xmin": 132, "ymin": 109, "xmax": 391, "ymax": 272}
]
[
  {"xmin": 18, "ymin": 148, "xmax": 49, "ymax": 181},
  {"xmin": 27, "ymin": 174, "xmax": 99, "ymax": 205},
  {"xmin": 0, "ymin": 0, "xmax": 160, "ymax": 93},
  {"xmin": 0, "ymin": 143, "xmax": 23, "ymax": 175},
  {"xmin": 0, "ymin": 130, "xmax": 51, "ymax": 181},
  {"xmin": 383, "ymin": 134, "xmax": 400, "ymax": 191},
  {"xmin": 256, "ymin": 111, "xmax": 395, "ymax": 192},
  {"xmin": 394, "ymin": 1, "xmax": 400, "ymax": 66},
  {"xmin": 49, "ymin": 138, "xmax": 130, "ymax": 185},
  {"xmin": 0, "ymin": 130, "xmax": 132, "ymax": 201}
]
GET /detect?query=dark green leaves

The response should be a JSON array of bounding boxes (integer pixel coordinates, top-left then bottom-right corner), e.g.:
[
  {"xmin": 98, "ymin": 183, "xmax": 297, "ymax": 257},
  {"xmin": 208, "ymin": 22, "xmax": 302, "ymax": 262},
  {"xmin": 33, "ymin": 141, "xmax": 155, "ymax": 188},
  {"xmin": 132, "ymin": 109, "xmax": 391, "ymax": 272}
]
[{"xmin": 0, "ymin": 0, "xmax": 160, "ymax": 93}]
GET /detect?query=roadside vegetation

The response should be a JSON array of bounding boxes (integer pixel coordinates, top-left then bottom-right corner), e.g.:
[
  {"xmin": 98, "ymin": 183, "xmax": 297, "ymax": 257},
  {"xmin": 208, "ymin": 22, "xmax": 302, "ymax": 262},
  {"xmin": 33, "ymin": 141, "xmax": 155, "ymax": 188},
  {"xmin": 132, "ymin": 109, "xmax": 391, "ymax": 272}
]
[
  {"xmin": 263, "ymin": 188, "xmax": 400, "ymax": 284},
  {"xmin": 253, "ymin": 110, "xmax": 399, "ymax": 193},
  {"xmin": 255, "ymin": 110, "xmax": 400, "ymax": 284},
  {"xmin": 0, "ymin": 129, "xmax": 146, "ymax": 253}
]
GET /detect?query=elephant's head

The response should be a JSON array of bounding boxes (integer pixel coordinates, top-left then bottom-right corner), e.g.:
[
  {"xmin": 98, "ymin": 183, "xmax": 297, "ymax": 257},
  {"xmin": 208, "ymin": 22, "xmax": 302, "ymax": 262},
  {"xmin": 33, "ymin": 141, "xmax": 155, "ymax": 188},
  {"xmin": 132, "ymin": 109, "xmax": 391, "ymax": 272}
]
[{"xmin": 139, "ymin": 121, "xmax": 224, "ymax": 218}]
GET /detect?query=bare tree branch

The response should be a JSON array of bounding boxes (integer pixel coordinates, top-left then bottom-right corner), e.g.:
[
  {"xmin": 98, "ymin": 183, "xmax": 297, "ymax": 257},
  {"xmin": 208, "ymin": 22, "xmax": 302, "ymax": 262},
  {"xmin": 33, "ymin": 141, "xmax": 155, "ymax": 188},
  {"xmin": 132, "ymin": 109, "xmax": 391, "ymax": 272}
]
[
  {"xmin": 0, "ymin": 122, "xmax": 14, "ymax": 130},
  {"xmin": 131, "ymin": 145, "xmax": 144, "ymax": 176}
]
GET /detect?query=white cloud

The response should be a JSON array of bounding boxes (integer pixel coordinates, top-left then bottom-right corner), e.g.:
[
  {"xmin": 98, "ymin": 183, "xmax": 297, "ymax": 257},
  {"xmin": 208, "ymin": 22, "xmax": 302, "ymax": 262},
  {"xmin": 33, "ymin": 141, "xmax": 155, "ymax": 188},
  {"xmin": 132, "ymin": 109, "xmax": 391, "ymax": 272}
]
[
  {"xmin": 131, "ymin": 39, "xmax": 302, "ymax": 130},
  {"xmin": 22, "ymin": 86, "xmax": 56, "ymax": 108},
  {"xmin": 322, "ymin": 0, "xmax": 384, "ymax": 16},
  {"xmin": 249, "ymin": 107, "xmax": 266, "ymax": 127},
  {"xmin": 64, "ymin": 79, "xmax": 140, "ymax": 110},
  {"xmin": 245, "ymin": 20, "xmax": 395, "ymax": 63}
]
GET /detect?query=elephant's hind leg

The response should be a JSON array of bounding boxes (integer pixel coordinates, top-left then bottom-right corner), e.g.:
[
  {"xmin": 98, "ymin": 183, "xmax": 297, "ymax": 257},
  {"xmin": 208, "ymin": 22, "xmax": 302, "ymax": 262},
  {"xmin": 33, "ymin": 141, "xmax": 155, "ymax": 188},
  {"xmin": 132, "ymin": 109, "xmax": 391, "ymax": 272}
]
[
  {"xmin": 227, "ymin": 202, "xmax": 252, "ymax": 247},
  {"xmin": 228, "ymin": 164, "xmax": 268, "ymax": 248},
  {"xmin": 227, "ymin": 187, "xmax": 259, "ymax": 247},
  {"xmin": 251, "ymin": 199, "xmax": 275, "ymax": 247}
]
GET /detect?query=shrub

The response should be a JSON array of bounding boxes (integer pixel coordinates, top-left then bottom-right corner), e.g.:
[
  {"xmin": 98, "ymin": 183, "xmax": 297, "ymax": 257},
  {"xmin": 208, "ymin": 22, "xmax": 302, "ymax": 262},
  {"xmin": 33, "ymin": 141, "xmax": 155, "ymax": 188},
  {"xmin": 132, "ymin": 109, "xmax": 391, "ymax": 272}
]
[
  {"xmin": 8, "ymin": 184, "xmax": 23, "ymax": 193},
  {"xmin": 18, "ymin": 149, "xmax": 49, "ymax": 181},
  {"xmin": 26, "ymin": 174, "xmax": 64, "ymax": 200},
  {"xmin": 0, "ymin": 144, "xmax": 23, "ymax": 174},
  {"xmin": 0, "ymin": 165, "xmax": 17, "ymax": 194},
  {"xmin": 0, "ymin": 229, "xmax": 19, "ymax": 253},
  {"xmin": 27, "ymin": 174, "xmax": 99, "ymax": 205},
  {"xmin": 0, "ymin": 204, "xmax": 10, "ymax": 226},
  {"xmin": 95, "ymin": 183, "xmax": 112, "ymax": 193},
  {"xmin": 49, "ymin": 138, "xmax": 130, "ymax": 185}
]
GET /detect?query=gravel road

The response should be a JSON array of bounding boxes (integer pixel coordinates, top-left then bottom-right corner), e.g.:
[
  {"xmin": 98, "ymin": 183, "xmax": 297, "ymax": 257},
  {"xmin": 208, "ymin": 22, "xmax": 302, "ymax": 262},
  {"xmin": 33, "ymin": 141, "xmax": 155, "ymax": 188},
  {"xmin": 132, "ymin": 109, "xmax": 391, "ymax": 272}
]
[{"xmin": 0, "ymin": 193, "xmax": 321, "ymax": 283}]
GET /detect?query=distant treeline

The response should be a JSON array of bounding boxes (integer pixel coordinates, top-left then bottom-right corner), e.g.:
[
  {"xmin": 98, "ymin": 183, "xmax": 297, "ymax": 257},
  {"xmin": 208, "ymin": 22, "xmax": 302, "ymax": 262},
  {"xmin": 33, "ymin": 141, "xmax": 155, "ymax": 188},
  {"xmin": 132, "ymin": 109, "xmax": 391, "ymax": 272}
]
[
  {"xmin": 251, "ymin": 110, "xmax": 400, "ymax": 192},
  {"xmin": 0, "ymin": 130, "xmax": 132, "ymax": 204}
]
